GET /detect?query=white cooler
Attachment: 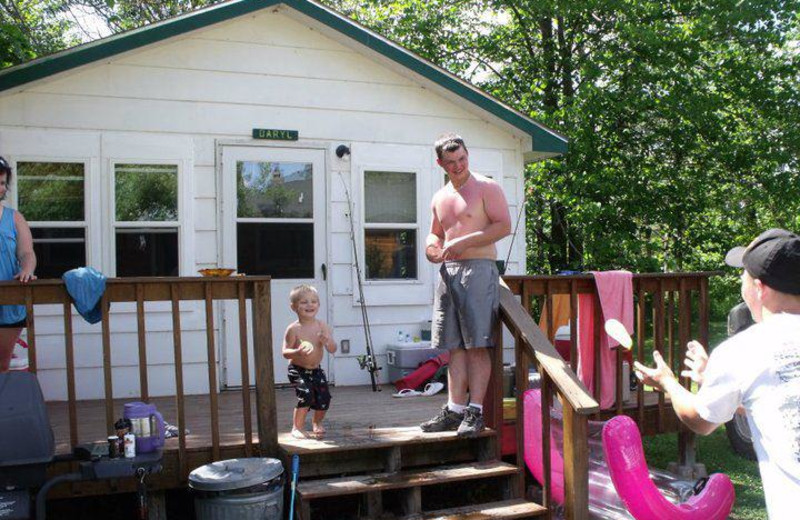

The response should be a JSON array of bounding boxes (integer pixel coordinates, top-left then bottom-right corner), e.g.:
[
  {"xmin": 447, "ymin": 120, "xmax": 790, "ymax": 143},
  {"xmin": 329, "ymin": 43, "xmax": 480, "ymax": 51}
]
[{"xmin": 386, "ymin": 341, "xmax": 439, "ymax": 382}]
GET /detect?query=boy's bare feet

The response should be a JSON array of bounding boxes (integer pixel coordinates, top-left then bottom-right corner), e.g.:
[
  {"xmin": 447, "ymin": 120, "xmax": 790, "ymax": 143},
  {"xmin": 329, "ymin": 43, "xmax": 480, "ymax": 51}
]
[
  {"xmin": 312, "ymin": 423, "xmax": 326, "ymax": 439},
  {"xmin": 291, "ymin": 428, "xmax": 310, "ymax": 439}
]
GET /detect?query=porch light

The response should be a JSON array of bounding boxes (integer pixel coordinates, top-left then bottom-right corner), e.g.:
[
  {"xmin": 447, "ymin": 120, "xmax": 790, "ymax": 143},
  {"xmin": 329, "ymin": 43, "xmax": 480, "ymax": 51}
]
[{"xmin": 335, "ymin": 145, "xmax": 351, "ymax": 158}]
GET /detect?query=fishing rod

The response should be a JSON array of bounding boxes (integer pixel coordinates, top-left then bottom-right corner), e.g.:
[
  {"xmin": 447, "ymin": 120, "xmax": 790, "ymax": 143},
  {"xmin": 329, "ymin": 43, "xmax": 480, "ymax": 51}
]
[
  {"xmin": 503, "ymin": 198, "xmax": 525, "ymax": 275},
  {"xmin": 336, "ymin": 163, "xmax": 381, "ymax": 392}
]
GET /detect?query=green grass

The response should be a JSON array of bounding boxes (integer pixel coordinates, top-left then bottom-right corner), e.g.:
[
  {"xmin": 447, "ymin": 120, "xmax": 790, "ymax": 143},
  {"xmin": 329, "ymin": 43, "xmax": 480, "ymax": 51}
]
[{"xmin": 643, "ymin": 429, "xmax": 765, "ymax": 519}]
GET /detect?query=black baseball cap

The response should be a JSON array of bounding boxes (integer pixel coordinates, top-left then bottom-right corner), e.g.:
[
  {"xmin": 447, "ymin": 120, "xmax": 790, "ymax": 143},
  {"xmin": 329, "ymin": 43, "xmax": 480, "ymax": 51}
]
[{"xmin": 725, "ymin": 228, "xmax": 800, "ymax": 295}]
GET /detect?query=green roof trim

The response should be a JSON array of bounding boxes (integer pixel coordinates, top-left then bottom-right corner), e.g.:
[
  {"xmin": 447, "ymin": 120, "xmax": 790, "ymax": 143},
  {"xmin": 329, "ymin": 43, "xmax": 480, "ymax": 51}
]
[{"xmin": 0, "ymin": 0, "xmax": 567, "ymax": 156}]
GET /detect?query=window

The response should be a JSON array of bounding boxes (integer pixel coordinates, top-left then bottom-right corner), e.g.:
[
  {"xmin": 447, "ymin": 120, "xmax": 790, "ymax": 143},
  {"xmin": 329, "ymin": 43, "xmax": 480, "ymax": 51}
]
[
  {"xmin": 16, "ymin": 162, "xmax": 86, "ymax": 279},
  {"xmin": 364, "ymin": 171, "xmax": 417, "ymax": 280},
  {"xmin": 114, "ymin": 164, "xmax": 179, "ymax": 277},
  {"xmin": 236, "ymin": 160, "xmax": 314, "ymax": 278}
]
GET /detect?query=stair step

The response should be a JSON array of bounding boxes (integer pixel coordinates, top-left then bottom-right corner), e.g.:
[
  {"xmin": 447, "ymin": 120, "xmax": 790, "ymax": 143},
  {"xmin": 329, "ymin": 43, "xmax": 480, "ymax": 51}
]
[
  {"xmin": 297, "ymin": 460, "xmax": 517, "ymax": 500},
  {"xmin": 406, "ymin": 499, "xmax": 548, "ymax": 519},
  {"xmin": 279, "ymin": 425, "xmax": 495, "ymax": 456}
]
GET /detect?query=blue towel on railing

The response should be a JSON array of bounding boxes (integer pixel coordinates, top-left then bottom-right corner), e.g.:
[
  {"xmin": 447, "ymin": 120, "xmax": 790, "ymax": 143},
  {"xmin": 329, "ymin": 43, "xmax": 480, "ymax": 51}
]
[{"xmin": 62, "ymin": 267, "xmax": 107, "ymax": 324}]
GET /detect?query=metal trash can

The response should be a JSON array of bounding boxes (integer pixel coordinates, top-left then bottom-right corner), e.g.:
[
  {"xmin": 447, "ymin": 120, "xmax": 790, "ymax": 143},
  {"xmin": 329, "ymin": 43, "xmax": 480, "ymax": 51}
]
[{"xmin": 189, "ymin": 458, "xmax": 284, "ymax": 520}]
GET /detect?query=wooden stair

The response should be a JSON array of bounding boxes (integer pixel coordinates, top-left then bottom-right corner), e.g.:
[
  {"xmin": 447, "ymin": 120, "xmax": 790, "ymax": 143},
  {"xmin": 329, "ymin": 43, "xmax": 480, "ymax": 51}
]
[
  {"xmin": 408, "ymin": 499, "xmax": 547, "ymax": 519},
  {"xmin": 279, "ymin": 426, "xmax": 547, "ymax": 519}
]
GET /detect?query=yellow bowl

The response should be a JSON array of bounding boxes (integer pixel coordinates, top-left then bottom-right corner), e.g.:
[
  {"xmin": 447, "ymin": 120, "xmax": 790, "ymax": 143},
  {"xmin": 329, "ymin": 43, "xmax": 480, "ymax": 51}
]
[{"xmin": 198, "ymin": 268, "xmax": 236, "ymax": 277}]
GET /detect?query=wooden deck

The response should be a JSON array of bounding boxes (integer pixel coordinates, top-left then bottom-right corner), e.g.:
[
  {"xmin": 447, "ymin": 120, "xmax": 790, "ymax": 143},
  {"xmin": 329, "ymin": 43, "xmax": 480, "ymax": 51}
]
[
  {"xmin": 46, "ymin": 384, "xmax": 448, "ymax": 456},
  {"xmin": 46, "ymin": 383, "xmax": 674, "ymax": 458}
]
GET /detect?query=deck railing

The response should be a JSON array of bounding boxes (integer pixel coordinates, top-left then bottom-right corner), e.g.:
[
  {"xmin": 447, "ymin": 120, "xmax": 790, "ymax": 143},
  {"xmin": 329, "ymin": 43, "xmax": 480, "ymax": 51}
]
[
  {"xmin": 491, "ymin": 272, "xmax": 715, "ymax": 519},
  {"xmin": 0, "ymin": 276, "xmax": 276, "ymax": 487}
]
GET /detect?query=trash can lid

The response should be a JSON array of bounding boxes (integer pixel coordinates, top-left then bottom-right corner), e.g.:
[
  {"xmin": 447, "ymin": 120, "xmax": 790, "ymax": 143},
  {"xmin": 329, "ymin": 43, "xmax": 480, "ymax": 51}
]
[{"xmin": 188, "ymin": 458, "xmax": 283, "ymax": 492}]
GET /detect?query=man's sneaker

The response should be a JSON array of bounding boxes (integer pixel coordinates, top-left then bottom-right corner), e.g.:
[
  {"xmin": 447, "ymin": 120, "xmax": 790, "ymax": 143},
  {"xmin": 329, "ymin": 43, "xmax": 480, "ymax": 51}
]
[
  {"xmin": 420, "ymin": 405, "xmax": 464, "ymax": 432},
  {"xmin": 456, "ymin": 406, "xmax": 485, "ymax": 438}
]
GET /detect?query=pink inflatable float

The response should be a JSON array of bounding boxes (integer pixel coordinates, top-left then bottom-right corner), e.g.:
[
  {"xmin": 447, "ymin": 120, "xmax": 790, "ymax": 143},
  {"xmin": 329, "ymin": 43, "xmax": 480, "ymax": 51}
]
[
  {"xmin": 603, "ymin": 415, "xmax": 735, "ymax": 520},
  {"xmin": 523, "ymin": 389, "xmax": 735, "ymax": 519}
]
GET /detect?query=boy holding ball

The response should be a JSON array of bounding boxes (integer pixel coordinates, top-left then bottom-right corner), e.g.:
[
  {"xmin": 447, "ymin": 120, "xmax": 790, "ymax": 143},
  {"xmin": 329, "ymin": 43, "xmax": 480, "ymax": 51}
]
[{"xmin": 282, "ymin": 284, "xmax": 336, "ymax": 439}]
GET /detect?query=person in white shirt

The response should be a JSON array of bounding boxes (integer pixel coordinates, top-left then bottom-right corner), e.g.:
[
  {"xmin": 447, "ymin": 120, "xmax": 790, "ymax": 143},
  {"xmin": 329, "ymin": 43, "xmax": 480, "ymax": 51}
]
[{"xmin": 635, "ymin": 228, "xmax": 800, "ymax": 519}]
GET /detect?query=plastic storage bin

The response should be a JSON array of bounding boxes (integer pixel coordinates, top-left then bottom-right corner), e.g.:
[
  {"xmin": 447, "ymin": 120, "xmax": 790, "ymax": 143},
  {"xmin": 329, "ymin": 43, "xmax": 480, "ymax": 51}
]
[
  {"xmin": 386, "ymin": 341, "xmax": 438, "ymax": 382},
  {"xmin": 189, "ymin": 458, "xmax": 284, "ymax": 520}
]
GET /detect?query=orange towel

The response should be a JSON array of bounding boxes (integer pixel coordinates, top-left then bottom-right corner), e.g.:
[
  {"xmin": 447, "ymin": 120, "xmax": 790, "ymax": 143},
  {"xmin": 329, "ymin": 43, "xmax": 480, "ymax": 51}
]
[{"xmin": 538, "ymin": 293, "xmax": 572, "ymax": 337}]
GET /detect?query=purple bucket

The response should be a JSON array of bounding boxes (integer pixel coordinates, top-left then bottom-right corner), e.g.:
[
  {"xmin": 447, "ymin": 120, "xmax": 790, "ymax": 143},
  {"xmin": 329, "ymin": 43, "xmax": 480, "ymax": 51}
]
[{"xmin": 123, "ymin": 402, "xmax": 165, "ymax": 454}]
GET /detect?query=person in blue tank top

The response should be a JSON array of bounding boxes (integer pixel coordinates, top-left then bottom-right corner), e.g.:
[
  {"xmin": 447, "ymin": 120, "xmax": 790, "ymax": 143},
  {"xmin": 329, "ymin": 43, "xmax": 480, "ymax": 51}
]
[{"xmin": 0, "ymin": 156, "xmax": 37, "ymax": 372}]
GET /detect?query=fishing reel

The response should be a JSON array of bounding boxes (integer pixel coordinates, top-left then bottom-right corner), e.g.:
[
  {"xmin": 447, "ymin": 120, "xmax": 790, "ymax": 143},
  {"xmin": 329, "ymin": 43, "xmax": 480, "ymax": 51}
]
[{"xmin": 356, "ymin": 355, "xmax": 382, "ymax": 373}]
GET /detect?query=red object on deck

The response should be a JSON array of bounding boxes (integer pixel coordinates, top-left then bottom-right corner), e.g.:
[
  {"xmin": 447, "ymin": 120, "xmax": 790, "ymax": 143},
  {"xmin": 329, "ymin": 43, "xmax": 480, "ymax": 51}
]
[
  {"xmin": 501, "ymin": 422, "xmax": 516, "ymax": 456},
  {"xmin": 393, "ymin": 351, "xmax": 450, "ymax": 391}
]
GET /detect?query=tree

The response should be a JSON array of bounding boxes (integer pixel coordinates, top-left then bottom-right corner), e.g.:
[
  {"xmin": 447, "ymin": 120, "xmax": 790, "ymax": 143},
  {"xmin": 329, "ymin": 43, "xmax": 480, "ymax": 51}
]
[
  {"xmin": 0, "ymin": 0, "xmax": 76, "ymax": 67},
  {"xmin": 325, "ymin": 0, "xmax": 800, "ymax": 315},
  {"xmin": 4, "ymin": 0, "xmax": 799, "ymax": 317},
  {"xmin": 62, "ymin": 1, "xmax": 221, "ymax": 32}
]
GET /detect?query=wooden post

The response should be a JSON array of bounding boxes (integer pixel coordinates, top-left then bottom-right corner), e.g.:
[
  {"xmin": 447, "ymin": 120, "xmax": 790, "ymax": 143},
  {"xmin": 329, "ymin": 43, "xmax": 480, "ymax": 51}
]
[
  {"xmin": 24, "ymin": 287, "xmax": 36, "ymax": 373},
  {"xmin": 363, "ymin": 491, "xmax": 383, "ymax": 518},
  {"xmin": 252, "ymin": 280, "xmax": 277, "ymax": 456},
  {"xmin": 514, "ymin": 333, "xmax": 528, "ymax": 499},
  {"xmin": 636, "ymin": 286, "xmax": 646, "ymax": 432},
  {"xmin": 677, "ymin": 277, "xmax": 696, "ymax": 469},
  {"xmin": 238, "ymin": 282, "xmax": 254, "ymax": 457},
  {"xmin": 592, "ymin": 292, "xmax": 602, "ymax": 418},
  {"xmin": 516, "ymin": 282, "xmax": 532, "ymax": 483},
  {"xmin": 569, "ymin": 280, "xmax": 578, "ymax": 372},
  {"xmin": 562, "ymin": 405, "xmax": 589, "ymax": 520},
  {"xmin": 654, "ymin": 283, "xmax": 665, "ymax": 433},
  {"xmin": 136, "ymin": 284, "xmax": 149, "ymax": 401},
  {"xmin": 147, "ymin": 491, "xmax": 167, "ymax": 520},
  {"xmin": 545, "ymin": 280, "xmax": 554, "ymax": 342},
  {"xmin": 540, "ymin": 373, "xmax": 552, "ymax": 516},
  {"xmin": 699, "ymin": 277, "xmax": 710, "ymax": 355},
  {"xmin": 204, "ymin": 283, "xmax": 221, "ymax": 460},
  {"xmin": 401, "ymin": 487, "xmax": 421, "ymax": 516},
  {"xmin": 101, "ymin": 293, "xmax": 114, "ymax": 434},
  {"xmin": 62, "ymin": 297, "xmax": 78, "ymax": 448},
  {"xmin": 484, "ymin": 318, "xmax": 504, "ymax": 460},
  {"xmin": 385, "ymin": 446, "xmax": 402, "ymax": 473},
  {"xmin": 170, "ymin": 285, "xmax": 187, "ymax": 480}
]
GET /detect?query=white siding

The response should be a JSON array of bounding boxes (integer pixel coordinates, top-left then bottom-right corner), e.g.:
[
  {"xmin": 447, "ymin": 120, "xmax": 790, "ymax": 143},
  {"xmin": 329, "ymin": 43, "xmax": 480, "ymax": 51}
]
[{"xmin": 0, "ymin": 7, "xmax": 529, "ymax": 396}]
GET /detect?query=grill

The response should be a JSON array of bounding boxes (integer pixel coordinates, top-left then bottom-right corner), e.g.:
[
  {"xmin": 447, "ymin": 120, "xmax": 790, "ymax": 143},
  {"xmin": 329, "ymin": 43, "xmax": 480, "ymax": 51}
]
[
  {"xmin": 0, "ymin": 372, "xmax": 53, "ymax": 518},
  {"xmin": 0, "ymin": 372, "xmax": 163, "ymax": 520}
]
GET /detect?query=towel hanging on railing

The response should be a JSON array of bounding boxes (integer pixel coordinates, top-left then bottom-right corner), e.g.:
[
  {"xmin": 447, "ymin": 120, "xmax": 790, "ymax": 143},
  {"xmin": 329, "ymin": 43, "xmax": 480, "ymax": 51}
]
[{"xmin": 62, "ymin": 267, "xmax": 107, "ymax": 324}]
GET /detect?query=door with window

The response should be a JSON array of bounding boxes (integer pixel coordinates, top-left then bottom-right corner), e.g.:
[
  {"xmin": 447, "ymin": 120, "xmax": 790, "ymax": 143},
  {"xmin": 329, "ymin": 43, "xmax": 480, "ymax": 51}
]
[{"xmin": 220, "ymin": 146, "xmax": 328, "ymax": 387}]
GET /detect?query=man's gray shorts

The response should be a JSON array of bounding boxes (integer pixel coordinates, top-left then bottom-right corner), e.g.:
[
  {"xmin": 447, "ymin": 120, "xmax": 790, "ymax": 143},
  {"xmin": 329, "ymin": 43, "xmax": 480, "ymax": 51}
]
[{"xmin": 432, "ymin": 259, "xmax": 499, "ymax": 350}]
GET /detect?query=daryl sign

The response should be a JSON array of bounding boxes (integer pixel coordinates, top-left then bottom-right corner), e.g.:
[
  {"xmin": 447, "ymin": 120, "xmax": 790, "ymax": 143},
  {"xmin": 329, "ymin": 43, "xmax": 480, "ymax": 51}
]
[{"xmin": 252, "ymin": 128, "xmax": 299, "ymax": 141}]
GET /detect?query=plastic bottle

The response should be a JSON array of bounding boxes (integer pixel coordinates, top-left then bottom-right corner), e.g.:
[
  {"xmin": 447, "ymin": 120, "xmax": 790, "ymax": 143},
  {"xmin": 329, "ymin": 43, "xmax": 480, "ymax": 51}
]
[
  {"xmin": 124, "ymin": 432, "xmax": 136, "ymax": 458},
  {"xmin": 397, "ymin": 330, "xmax": 405, "ymax": 343}
]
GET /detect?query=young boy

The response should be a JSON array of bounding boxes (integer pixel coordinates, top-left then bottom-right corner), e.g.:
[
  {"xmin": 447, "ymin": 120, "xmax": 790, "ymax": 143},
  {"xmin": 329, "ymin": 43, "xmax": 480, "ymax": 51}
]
[{"xmin": 282, "ymin": 284, "xmax": 336, "ymax": 439}]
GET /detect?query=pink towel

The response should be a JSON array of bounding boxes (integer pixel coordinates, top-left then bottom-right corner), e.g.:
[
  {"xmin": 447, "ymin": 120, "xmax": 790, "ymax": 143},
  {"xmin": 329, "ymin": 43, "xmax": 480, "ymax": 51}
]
[{"xmin": 576, "ymin": 270, "xmax": 633, "ymax": 409}]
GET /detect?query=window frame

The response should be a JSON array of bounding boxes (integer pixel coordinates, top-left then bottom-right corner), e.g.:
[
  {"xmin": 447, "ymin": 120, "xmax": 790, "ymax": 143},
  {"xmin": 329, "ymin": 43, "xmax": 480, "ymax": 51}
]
[
  {"xmin": 234, "ymin": 158, "xmax": 317, "ymax": 279},
  {"xmin": 108, "ymin": 159, "xmax": 186, "ymax": 278},
  {"xmin": 9, "ymin": 158, "xmax": 92, "ymax": 280},
  {"xmin": 359, "ymin": 166, "xmax": 422, "ymax": 285}
]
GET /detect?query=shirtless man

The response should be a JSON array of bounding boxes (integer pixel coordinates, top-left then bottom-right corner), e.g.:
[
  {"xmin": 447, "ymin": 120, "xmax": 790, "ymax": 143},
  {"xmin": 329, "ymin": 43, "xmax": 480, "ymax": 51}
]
[{"xmin": 420, "ymin": 133, "xmax": 511, "ymax": 437}]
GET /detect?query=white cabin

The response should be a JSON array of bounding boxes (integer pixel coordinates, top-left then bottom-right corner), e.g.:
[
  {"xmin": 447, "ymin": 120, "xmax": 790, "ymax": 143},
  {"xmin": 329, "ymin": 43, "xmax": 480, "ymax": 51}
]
[{"xmin": 0, "ymin": 0, "xmax": 567, "ymax": 401}]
